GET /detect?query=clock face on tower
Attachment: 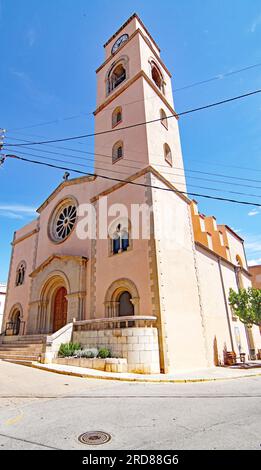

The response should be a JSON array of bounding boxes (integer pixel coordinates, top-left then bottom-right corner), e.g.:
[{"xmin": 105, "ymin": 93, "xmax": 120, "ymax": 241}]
[{"xmin": 111, "ymin": 34, "xmax": 129, "ymax": 54}]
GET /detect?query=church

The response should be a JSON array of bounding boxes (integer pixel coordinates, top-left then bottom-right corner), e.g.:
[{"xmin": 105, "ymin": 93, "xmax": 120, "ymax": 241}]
[{"xmin": 1, "ymin": 14, "xmax": 260, "ymax": 373}]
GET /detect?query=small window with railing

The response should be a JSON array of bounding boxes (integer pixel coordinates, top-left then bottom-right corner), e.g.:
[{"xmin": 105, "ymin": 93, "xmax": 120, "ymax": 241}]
[
  {"xmin": 164, "ymin": 143, "xmax": 172, "ymax": 166},
  {"xmin": 160, "ymin": 109, "xmax": 168, "ymax": 129},
  {"xmin": 112, "ymin": 140, "xmax": 124, "ymax": 163},
  {"xmin": 112, "ymin": 106, "xmax": 122, "ymax": 128}
]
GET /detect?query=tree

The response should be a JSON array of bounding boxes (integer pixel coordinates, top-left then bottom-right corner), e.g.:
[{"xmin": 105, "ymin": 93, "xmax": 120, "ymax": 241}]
[{"xmin": 228, "ymin": 287, "xmax": 261, "ymax": 327}]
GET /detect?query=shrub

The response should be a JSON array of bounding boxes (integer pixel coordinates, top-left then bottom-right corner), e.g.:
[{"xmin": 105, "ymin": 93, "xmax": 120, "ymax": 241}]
[
  {"xmin": 58, "ymin": 342, "xmax": 81, "ymax": 357},
  {"xmin": 98, "ymin": 347, "xmax": 111, "ymax": 359},
  {"xmin": 74, "ymin": 348, "xmax": 98, "ymax": 358}
]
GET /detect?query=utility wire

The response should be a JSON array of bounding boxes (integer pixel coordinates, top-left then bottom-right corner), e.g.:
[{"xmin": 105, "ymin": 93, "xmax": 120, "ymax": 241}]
[
  {"xmin": 4, "ymin": 88, "xmax": 261, "ymax": 147},
  {"xmin": 3, "ymin": 147, "xmax": 261, "ymax": 199},
  {"xmin": 7, "ymin": 60, "xmax": 261, "ymax": 132},
  {"xmin": 3, "ymin": 153, "xmax": 261, "ymax": 207},
  {"xmin": 7, "ymin": 131, "xmax": 261, "ymax": 174},
  {"xmin": 173, "ymin": 61, "xmax": 261, "ymax": 92},
  {"xmin": 6, "ymin": 139, "xmax": 261, "ymax": 186}
]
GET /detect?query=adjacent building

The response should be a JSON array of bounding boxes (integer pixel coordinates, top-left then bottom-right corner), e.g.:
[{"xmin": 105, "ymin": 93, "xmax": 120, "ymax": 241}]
[
  {"xmin": 0, "ymin": 284, "xmax": 7, "ymax": 332},
  {"xmin": 249, "ymin": 265, "xmax": 261, "ymax": 289}
]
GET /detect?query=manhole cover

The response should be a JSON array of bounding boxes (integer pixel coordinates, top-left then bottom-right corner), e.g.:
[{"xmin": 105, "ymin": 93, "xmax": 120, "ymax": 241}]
[{"xmin": 78, "ymin": 431, "xmax": 111, "ymax": 445}]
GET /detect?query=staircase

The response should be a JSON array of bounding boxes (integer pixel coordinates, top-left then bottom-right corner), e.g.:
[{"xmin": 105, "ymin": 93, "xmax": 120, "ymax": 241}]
[{"xmin": 0, "ymin": 335, "xmax": 46, "ymax": 363}]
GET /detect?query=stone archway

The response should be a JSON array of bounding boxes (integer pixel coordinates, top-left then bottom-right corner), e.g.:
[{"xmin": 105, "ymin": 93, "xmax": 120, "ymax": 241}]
[
  {"xmin": 8, "ymin": 304, "xmax": 23, "ymax": 336},
  {"xmin": 104, "ymin": 278, "xmax": 139, "ymax": 317},
  {"xmin": 37, "ymin": 273, "xmax": 70, "ymax": 334}
]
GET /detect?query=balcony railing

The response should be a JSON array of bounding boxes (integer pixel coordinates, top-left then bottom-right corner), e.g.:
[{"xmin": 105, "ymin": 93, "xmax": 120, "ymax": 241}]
[{"xmin": 73, "ymin": 315, "xmax": 157, "ymax": 331}]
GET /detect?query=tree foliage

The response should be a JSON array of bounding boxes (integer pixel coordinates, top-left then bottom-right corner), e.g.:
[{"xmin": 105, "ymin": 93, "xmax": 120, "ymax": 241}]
[{"xmin": 228, "ymin": 287, "xmax": 261, "ymax": 327}]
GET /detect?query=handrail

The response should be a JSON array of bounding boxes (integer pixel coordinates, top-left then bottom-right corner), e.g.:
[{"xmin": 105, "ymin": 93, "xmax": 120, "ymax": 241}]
[
  {"xmin": 45, "ymin": 322, "xmax": 73, "ymax": 344},
  {"xmin": 74, "ymin": 315, "xmax": 157, "ymax": 325},
  {"xmin": 74, "ymin": 316, "xmax": 157, "ymax": 330}
]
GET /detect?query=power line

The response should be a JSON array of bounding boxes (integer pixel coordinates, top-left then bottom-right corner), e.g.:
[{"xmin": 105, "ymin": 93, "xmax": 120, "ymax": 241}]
[
  {"xmin": 3, "ymin": 147, "xmax": 261, "ymax": 199},
  {"xmin": 4, "ymin": 88, "xmax": 261, "ymax": 148},
  {"xmin": 7, "ymin": 60, "xmax": 261, "ymax": 132},
  {"xmin": 173, "ymin": 61, "xmax": 261, "ymax": 92},
  {"xmin": 7, "ymin": 131, "xmax": 261, "ymax": 174},
  {"xmin": 6, "ymin": 139, "xmax": 261, "ymax": 187},
  {"xmin": 4, "ymin": 147, "xmax": 261, "ymax": 196},
  {"xmin": 3, "ymin": 153, "xmax": 261, "ymax": 207}
]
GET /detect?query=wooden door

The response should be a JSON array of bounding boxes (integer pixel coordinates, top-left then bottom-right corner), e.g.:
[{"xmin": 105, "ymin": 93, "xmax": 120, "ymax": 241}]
[
  {"xmin": 53, "ymin": 287, "xmax": 68, "ymax": 332},
  {"xmin": 119, "ymin": 291, "xmax": 134, "ymax": 316}
]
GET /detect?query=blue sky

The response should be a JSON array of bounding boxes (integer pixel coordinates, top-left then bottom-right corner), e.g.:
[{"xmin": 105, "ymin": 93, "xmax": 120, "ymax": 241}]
[{"xmin": 0, "ymin": 0, "xmax": 261, "ymax": 282}]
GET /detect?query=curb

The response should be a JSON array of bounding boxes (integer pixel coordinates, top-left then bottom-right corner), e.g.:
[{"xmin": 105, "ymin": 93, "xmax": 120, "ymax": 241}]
[{"xmin": 21, "ymin": 361, "xmax": 261, "ymax": 384}]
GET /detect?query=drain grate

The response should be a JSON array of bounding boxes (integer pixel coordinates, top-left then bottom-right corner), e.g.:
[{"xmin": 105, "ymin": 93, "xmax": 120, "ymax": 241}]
[{"xmin": 78, "ymin": 431, "xmax": 111, "ymax": 445}]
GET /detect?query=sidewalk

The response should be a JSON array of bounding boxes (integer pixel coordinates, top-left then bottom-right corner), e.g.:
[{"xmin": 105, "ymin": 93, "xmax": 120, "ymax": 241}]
[{"xmin": 27, "ymin": 360, "xmax": 261, "ymax": 383}]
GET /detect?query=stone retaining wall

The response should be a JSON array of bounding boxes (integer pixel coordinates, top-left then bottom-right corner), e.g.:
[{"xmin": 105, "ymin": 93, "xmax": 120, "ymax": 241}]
[
  {"xmin": 73, "ymin": 327, "xmax": 160, "ymax": 374},
  {"xmin": 54, "ymin": 357, "xmax": 127, "ymax": 373}
]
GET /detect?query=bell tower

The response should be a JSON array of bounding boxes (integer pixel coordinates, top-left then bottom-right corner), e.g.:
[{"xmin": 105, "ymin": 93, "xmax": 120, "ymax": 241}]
[
  {"xmin": 92, "ymin": 14, "xmax": 208, "ymax": 373},
  {"xmin": 93, "ymin": 13, "xmax": 187, "ymax": 194}
]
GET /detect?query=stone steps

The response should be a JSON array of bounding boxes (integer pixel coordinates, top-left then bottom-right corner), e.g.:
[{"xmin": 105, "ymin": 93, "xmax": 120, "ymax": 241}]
[
  {"xmin": 0, "ymin": 354, "xmax": 40, "ymax": 361},
  {"xmin": 0, "ymin": 336, "xmax": 45, "ymax": 362}
]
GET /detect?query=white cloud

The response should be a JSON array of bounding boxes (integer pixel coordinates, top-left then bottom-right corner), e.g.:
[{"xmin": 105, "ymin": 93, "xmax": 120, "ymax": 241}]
[
  {"xmin": 0, "ymin": 211, "xmax": 23, "ymax": 220},
  {"xmin": 249, "ymin": 13, "xmax": 261, "ymax": 33},
  {"xmin": 11, "ymin": 69, "xmax": 56, "ymax": 106},
  {"xmin": 244, "ymin": 234, "xmax": 261, "ymax": 255},
  {"xmin": 0, "ymin": 204, "xmax": 36, "ymax": 219},
  {"xmin": 27, "ymin": 28, "xmax": 36, "ymax": 47},
  {"xmin": 248, "ymin": 209, "xmax": 259, "ymax": 216},
  {"xmin": 248, "ymin": 258, "xmax": 261, "ymax": 266}
]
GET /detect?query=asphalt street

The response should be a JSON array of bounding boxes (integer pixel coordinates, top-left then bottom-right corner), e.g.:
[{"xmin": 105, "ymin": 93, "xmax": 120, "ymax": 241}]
[{"xmin": 0, "ymin": 360, "xmax": 260, "ymax": 450}]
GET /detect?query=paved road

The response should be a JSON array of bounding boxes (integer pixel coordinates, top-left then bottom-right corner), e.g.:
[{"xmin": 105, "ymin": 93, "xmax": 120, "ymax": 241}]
[{"xmin": 0, "ymin": 360, "xmax": 260, "ymax": 450}]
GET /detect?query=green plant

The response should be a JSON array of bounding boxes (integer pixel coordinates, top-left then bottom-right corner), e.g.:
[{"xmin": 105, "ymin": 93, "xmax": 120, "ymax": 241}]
[
  {"xmin": 74, "ymin": 348, "xmax": 98, "ymax": 358},
  {"xmin": 58, "ymin": 342, "xmax": 81, "ymax": 357},
  {"xmin": 97, "ymin": 347, "xmax": 111, "ymax": 359},
  {"xmin": 229, "ymin": 287, "xmax": 261, "ymax": 327}
]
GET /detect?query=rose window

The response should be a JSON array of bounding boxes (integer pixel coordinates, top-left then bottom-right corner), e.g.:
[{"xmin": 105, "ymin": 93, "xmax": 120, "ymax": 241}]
[{"xmin": 50, "ymin": 200, "xmax": 77, "ymax": 242}]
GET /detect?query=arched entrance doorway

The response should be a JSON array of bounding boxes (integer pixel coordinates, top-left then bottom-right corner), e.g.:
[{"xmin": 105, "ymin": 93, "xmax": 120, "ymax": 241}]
[
  {"xmin": 118, "ymin": 291, "xmax": 134, "ymax": 316},
  {"xmin": 52, "ymin": 286, "xmax": 68, "ymax": 332},
  {"xmin": 12, "ymin": 310, "xmax": 21, "ymax": 335}
]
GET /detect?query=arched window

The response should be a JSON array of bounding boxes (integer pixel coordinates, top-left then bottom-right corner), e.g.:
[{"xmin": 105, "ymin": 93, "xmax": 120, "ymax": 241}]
[
  {"xmin": 108, "ymin": 64, "xmax": 126, "ymax": 93},
  {"xmin": 15, "ymin": 261, "xmax": 26, "ymax": 286},
  {"xmin": 151, "ymin": 61, "xmax": 164, "ymax": 93},
  {"xmin": 160, "ymin": 109, "xmax": 168, "ymax": 129},
  {"xmin": 112, "ymin": 223, "xmax": 129, "ymax": 254},
  {"xmin": 112, "ymin": 106, "xmax": 122, "ymax": 128},
  {"xmin": 112, "ymin": 140, "xmax": 123, "ymax": 163},
  {"xmin": 164, "ymin": 143, "xmax": 172, "ymax": 166},
  {"xmin": 11, "ymin": 309, "xmax": 21, "ymax": 335}
]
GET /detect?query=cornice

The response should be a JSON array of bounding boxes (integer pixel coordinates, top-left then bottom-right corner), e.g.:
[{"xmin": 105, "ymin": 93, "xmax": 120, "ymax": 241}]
[
  {"xmin": 94, "ymin": 70, "xmax": 178, "ymax": 118},
  {"xmin": 37, "ymin": 175, "xmax": 96, "ymax": 214},
  {"xmin": 30, "ymin": 254, "xmax": 88, "ymax": 278},
  {"xmin": 12, "ymin": 228, "xmax": 39, "ymax": 246},
  {"xmin": 103, "ymin": 13, "xmax": 161, "ymax": 53},
  {"xmin": 97, "ymin": 28, "xmax": 170, "ymax": 77},
  {"xmin": 195, "ymin": 241, "xmax": 251, "ymax": 277},
  {"xmin": 90, "ymin": 165, "xmax": 190, "ymax": 205}
]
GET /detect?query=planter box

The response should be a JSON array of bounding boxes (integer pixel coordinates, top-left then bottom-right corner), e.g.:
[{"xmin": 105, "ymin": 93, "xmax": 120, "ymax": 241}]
[{"xmin": 54, "ymin": 356, "xmax": 128, "ymax": 373}]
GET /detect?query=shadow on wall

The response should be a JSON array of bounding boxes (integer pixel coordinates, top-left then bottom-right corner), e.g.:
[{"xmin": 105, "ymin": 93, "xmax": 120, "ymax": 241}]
[{"xmin": 213, "ymin": 335, "xmax": 220, "ymax": 366}]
